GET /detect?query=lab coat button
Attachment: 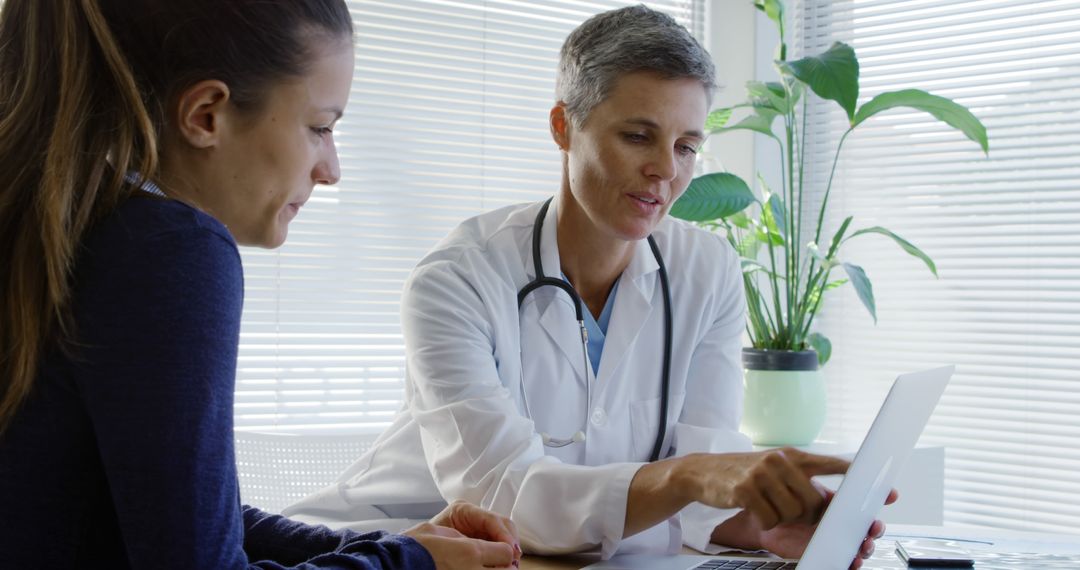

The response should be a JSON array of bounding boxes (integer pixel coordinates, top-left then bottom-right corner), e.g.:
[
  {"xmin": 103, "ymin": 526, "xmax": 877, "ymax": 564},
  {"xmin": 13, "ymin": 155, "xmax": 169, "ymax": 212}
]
[{"xmin": 590, "ymin": 407, "xmax": 607, "ymax": 426}]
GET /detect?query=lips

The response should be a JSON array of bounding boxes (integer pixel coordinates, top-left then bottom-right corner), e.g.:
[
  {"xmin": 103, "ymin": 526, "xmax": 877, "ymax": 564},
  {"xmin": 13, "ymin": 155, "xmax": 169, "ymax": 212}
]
[
  {"xmin": 627, "ymin": 192, "xmax": 665, "ymax": 206},
  {"xmin": 288, "ymin": 192, "xmax": 313, "ymax": 211}
]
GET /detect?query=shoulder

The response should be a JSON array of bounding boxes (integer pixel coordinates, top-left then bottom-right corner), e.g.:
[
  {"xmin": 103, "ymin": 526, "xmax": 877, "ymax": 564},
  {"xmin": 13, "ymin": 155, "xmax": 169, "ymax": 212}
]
[
  {"xmin": 405, "ymin": 201, "xmax": 541, "ymax": 293},
  {"xmin": 75, "ymin": 197, "xmax": 244, "ymax": 312},
  {"xmin": 84, "ymin": 196, "xmax": 240, "ymax": 274},
  {"xmin": 652, "ymin": 215, "xmax": 738, "ymax": 272},
  {"xmin": 95, "ymin": 196, "xmax": 238, "ymax": 252}
]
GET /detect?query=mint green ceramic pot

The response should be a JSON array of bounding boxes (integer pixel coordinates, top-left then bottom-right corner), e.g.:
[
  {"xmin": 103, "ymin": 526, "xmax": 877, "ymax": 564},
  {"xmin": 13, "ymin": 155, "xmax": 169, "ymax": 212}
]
[{"xmin": 740, "ymin": 348, "xmax": 826, "ymax": 446}]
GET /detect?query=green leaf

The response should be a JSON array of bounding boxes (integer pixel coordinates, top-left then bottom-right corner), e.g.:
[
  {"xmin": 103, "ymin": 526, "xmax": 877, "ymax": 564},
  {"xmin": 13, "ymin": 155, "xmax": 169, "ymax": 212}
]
[
  {"xmin": 846, "ymin": 226, "xmax": 938, "ymax": 277},
  {"xmin": 727, "ymin": 210, "xmax": 752, "ymax": 229},
  {"xmin": 823, "ymin": 278, "xmax": 848, "ymax": 291},
  {"xmin": 670, "ymin": 172, "xmax": 755, "ymax": 222},
  {"xmin": 754, "ymin": 0, "xmax": 784, "ymax": 26},
  {"xmin": 842, "ymin": 262, "xmax": 877, "ymax": 323},
  {"xmin": 711, "ymin": 110, "xmax": 779, "ymax": 138},
  {"xmin": 767, "ymin": 193, "xmax": 787, "ymax": 239},
  {"xmin": 852, "ymin": 89, "xmax": 988, "ymax": 154},
  {"xmin": 748, "ymin": 81, "xmax": 789, "ymax": 113},
  {"xmin": 806, "ymin": 332, "xmax": 832, "ymax": 366},
  {"xmin": 779, "ymin": 42, "xmax": 859, "ymax": 123},
  {"xmin": 826, "ymin": 215, "xmax": 854, "ymax": 259},
  {"xmin": 806, "ymin": 242, "xmax": 837, "ymax": 269},
  {"xmin": 806, "ymin": 278, "xmax": 848, "ymax": 309},
  {"xmin": 754, "ymin": 0, "xmax": 786, "ymax": 56},
  {"xmin": 737, "ymin": 229, "xmax": 762, "ymax": 258},
  {"xmin": 757, "ymin": 191, "xmax": 785, "ymax": 246},
  {"xmin": 705, "ymin": 107, "xmax": 734, "ymax": 131},
  {"xmin": 807, "ymin": 274, "xmax": 846, "ymax": 308},
  {"xmin": 788, "ymin": 80, "xmax": 805, "ymax": 105},
  {"xmin": 753, "ymin": 219, "xmax": 784, "ymax": 246},
  {"xmin": 741, "ymin": 259, "xmax": 782, "ymax": 279}
]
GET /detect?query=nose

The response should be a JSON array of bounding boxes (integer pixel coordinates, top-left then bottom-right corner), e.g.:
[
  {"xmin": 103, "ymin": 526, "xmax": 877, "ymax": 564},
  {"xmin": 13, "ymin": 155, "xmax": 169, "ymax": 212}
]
[
  {"xmin": 313, "ymin": 140, "xmax": 341, "ymax": 186},
  {"xmin": 643, "ymin": 145, "xmax": 678, "ymax": 182}
]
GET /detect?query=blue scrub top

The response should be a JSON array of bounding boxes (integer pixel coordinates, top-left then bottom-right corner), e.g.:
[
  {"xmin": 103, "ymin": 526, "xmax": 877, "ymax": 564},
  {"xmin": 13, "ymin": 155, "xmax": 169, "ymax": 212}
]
[{"xmin": 573, "ymin": 277, "xmax": 619, "ymax": 377}]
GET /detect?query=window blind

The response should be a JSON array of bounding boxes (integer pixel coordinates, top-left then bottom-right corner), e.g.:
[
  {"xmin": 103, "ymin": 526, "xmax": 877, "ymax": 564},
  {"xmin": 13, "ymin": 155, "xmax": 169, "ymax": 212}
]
[
  {"xmin": 790, "ymin": 0, "xmax": 1080, "ymax": 534},
  {"xmin": 234, "ymin": 1, "xmax": 705, "ymax": 434}
]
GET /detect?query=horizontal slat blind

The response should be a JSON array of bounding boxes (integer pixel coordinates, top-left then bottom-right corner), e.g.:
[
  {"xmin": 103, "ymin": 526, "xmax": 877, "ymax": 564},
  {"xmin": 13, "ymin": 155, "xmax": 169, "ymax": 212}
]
[
  {"xmin": 792, "ymin": 0, "xmax": 1080, "ymax": 533},
  {"xmin": 235, "ymin": 1, "xmax": 704, "ymax": 433}
]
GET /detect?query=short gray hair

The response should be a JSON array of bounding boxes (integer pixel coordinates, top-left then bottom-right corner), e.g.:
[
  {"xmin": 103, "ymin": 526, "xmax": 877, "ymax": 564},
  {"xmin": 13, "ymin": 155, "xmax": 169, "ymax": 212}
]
[{"xmin": 556, "ymin": 4, "xmax": 716, "ymax": 126}]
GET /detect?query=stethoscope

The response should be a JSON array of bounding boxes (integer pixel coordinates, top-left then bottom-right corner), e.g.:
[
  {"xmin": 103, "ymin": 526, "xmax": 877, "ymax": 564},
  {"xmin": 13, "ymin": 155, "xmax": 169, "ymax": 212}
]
[{"xmin": 516, "ymin": 198, "xmax": 673, "ymax": 463}]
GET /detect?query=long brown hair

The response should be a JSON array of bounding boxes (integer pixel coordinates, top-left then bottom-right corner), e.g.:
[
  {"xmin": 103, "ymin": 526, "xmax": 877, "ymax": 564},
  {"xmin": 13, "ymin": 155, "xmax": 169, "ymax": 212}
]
[{"xmin": 0, "ymin": 0, "xmax": 353, "ymax": 433}]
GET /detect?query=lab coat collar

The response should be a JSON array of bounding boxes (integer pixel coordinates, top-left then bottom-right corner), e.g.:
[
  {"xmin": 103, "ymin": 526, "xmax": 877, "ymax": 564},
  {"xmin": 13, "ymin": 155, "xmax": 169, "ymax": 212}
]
[
  {"xmin": 597, "ymin": 237, "xmax": 661, "ymax": 383},
  {"xmin": 534, "ymin": 197, "xmax": 562, "ymax": 282},
  {"xmin": 527, "ymin": 197, "xmax": 664, "ymax": 385},
  {"xmin": 528, "ymin": 198, "xmax": 590, "ymax": 384}
]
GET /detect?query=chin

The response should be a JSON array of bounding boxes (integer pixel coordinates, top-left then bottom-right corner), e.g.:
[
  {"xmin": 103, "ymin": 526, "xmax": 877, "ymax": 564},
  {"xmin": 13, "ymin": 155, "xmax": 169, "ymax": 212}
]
[
  {"xmin": 265, "ymin": 227, "xmax": 289, "ymax": 249},
  {"xmin": 235, "ymin": 225, "xmax": 288, "ymax": 249},
  {"xmin": 613, "ymin": 219, "xmax": 658, "ymax": 242}
]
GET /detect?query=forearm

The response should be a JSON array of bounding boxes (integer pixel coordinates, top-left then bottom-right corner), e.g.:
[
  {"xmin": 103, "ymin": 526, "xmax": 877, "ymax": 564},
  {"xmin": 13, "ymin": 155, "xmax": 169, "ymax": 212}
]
[{"xmin": 623, "ymin": 455, "xmax": 696, "ymax": 538}]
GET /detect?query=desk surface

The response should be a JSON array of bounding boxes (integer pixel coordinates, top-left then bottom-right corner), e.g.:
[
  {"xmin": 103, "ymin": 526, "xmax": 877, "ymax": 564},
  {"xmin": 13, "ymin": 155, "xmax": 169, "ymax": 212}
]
[{"xmin": 520, "ymin": 527, "xmax": 1080, "ymax": 570}]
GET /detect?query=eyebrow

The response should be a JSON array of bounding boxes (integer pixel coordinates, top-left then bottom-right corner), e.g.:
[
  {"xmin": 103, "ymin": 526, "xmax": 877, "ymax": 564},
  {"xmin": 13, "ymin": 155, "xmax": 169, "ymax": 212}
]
[
  {"xmin": 323, "ymin": 107, "xmax": 344, "ymax": 121},
  {"xmin": 623, "ymin": 118, "xmax": 703, "ymax": 139}
]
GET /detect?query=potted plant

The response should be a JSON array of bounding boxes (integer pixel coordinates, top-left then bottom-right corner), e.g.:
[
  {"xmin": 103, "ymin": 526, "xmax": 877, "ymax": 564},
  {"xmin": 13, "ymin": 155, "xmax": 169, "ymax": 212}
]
[{"xmin": 670, "ymin": 0, "xmax": 989, "ymax": 445}]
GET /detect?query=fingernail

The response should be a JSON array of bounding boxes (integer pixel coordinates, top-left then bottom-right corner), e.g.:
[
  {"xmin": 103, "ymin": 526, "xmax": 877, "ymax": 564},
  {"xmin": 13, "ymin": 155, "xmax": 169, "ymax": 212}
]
[
  {"xmin": 514, "ymin": 543, "xmax": 522, "ymax": 556},
  {"xmin": 512, "ymin": 560, "xmax": 520, "ymax": 568}
]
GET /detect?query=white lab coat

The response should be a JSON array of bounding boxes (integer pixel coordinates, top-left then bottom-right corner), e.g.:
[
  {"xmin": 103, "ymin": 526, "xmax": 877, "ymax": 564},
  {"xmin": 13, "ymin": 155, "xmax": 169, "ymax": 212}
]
[{"xmin": 285, "ymin": 199, "xmax": 751, "ymax": 557}]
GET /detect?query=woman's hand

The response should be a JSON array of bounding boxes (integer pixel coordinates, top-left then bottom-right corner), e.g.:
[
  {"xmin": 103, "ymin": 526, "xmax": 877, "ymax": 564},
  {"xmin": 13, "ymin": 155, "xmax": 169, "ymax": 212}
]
[
  {"xmin": 429, "ymin": 500, "xmax": 521, "ymax": 556},
  {"xmin": 404, "ymin": 500, "xmax": 521, "ymax": 569}
]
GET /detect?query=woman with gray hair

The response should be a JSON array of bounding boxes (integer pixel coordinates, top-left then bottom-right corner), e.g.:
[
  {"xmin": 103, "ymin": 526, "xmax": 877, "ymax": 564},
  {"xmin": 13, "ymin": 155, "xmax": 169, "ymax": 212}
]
[{"xmin": 287, "ymin": 6, "xmax": 887, "ymax": 567}]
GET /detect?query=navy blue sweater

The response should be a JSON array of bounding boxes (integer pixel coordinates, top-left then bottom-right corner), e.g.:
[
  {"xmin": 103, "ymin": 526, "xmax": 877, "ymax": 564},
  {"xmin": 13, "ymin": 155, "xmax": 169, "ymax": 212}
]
[{"xmin": 0, "ymin": 197, "xmax": 435, "ymax": 569}]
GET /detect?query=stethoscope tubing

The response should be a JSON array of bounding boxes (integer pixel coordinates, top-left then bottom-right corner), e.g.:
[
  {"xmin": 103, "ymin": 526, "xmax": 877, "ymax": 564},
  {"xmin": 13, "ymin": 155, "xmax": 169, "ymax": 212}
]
[{"xmin": 516, "ymin": 197, "xmax": 672, "ymax": 462}]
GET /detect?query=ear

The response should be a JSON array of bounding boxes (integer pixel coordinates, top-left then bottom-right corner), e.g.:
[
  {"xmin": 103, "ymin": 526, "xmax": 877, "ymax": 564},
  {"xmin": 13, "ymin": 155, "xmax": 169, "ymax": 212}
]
[
  {"xmin": 173, "ymin": 80, "xmax": 232, "ymax": 149},
  {"xmin": 549, "ymin": 103, "xmax": 571, "ymax": 151}
]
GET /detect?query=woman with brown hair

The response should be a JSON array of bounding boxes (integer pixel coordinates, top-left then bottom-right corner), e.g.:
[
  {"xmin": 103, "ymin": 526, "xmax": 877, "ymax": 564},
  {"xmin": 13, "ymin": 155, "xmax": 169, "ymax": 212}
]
[{"xmin": 0, "ymin": 1, "xmax": 518, "ymax": 568}]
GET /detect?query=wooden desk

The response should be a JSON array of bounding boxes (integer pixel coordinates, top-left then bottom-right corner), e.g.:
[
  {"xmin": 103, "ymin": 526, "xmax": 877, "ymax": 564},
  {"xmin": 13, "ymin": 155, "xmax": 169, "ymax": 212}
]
[
  {"xmin": 520, "ymin": 530, "xmax": 1080, "ymax": 570},
  {"xmin": 520, "ymin": 553, "xmax": 594, "ymax": 569}
]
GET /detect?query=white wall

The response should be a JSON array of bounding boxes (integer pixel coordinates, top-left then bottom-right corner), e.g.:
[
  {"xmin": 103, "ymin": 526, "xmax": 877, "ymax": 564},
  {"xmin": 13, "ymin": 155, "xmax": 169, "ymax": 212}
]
[
  {"xmin": 702, "ymin": 1, "xmax": 757, "ymax": 183},
  {"xmin": 703, "ymin": 1, "xmax": 783, "ymax": 196}
]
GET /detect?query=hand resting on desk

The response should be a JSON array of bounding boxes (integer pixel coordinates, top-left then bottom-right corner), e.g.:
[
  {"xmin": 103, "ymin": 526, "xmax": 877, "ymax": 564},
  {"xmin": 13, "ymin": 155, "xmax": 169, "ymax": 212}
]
[{"xmin": 404, "ymin": 499, "xmax": 523, "ymax": 569}]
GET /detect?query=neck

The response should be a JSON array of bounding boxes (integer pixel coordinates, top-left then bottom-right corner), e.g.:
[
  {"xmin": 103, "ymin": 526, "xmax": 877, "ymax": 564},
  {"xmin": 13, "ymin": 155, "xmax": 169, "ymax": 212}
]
[
  {"xmin": 156, "ymin": 148, "xmax": 209, "ymax": 213},
  {"xmin": 554, "ymin": 190, "xmax": 635, "ymax": 318}
]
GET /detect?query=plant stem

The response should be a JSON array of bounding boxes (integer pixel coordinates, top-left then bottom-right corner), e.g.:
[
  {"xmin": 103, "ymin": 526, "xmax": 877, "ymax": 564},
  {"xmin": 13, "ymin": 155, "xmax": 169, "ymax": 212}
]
[
  {"xmin": 795, "ymin": 264, "xmax": 826, "ymax": 336},
  {"xmin": 800, "ymin": 267, "xmax": 832, "ymax": 339},
  {"xmin": 804, "ymin": 127, "xmax": 853, "ymax": 308},
  {"xmin": 794, "ymin": 95, "xmax": 808, "ymax": 346},
  {"xmin": 790, "ymin": 108, "xmax": 799, "ymax": 345},
  {"xmin": 764, "ymin": 220, "xmax": 785, "ymax": 339},
  {"xmin": 812, "ymin": 128, "xmax": 853, "ymax": 246}
]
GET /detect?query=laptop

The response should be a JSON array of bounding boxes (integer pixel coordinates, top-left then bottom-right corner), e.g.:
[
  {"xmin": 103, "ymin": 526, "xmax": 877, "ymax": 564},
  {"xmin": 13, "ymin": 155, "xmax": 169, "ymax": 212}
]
[{"xmin": 583, "ymin": 365, "xmax": 955, "ymax": 570}]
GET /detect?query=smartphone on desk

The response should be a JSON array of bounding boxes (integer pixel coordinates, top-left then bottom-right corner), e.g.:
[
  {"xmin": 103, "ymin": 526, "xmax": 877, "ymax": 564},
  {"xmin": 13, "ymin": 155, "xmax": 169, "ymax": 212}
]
[{"xmin": 896, "ymin": 539, "xmax": 975, "ymax": 568}]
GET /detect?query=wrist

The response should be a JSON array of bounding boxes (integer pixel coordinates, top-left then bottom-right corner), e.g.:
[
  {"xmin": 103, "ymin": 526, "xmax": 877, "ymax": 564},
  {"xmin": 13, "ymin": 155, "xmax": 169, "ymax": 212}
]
[{"xmin": 668, "ymin": 453, "xmax": 705, "ymax": 505}]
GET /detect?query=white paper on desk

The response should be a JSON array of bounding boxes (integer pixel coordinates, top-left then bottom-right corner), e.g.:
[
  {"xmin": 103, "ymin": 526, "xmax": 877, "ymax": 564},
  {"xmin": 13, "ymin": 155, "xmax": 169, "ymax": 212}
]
[{"xmin": 884, "ymin": 525, "xmax": 1080, "ymax": 556}]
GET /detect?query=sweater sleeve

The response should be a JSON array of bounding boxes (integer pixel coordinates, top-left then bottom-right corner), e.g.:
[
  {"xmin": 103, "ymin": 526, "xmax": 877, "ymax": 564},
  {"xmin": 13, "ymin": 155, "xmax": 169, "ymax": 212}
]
[
  {"xmin": 74, "ymin": 219, "xmax": 433, "ymax": 570},
  {"xmin": 243, "ymin": 506, "xmax": 434, "ymax": 569}
]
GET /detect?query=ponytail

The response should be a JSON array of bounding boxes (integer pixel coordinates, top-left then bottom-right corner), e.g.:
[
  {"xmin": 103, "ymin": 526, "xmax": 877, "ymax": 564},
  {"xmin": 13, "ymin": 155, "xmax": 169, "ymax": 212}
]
[
  {"xmin": 0, "ymin": 0, "xmax": 352, "ymax": 433},
  {"xmin": 0, "ymin": 0, "xmax": 157, "ymax": 432}
]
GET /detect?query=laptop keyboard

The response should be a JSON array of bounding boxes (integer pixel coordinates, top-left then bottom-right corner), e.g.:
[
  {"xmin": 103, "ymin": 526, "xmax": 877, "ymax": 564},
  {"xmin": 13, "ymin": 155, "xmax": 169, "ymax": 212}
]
[{"xmin": 692, "ymin": 560, "xmax": 798, "ymax": 570}]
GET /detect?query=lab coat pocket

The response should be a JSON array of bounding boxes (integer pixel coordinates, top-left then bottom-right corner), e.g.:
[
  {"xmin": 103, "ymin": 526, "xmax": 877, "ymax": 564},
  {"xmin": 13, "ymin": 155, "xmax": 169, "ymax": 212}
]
[{"xmin": 630, "ymin": 392, "xmax": 684, "ymax": 461}]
